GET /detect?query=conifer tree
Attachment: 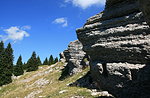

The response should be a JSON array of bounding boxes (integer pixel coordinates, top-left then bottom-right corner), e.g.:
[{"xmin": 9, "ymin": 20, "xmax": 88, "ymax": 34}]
[
  {"xmin": 43, "ymin": 57, "xmax": 48, "ymax": 65},
  {"xmin": 37, "ymin": 56, "xmax": 42, "ymax": 66},
  {"xmin": 13, "ymin": 55, "xmax": 24, "ymax": 76},
  {"xmin": 54, "ymin": 57, "xmax": 58, "ymax": 63},
  {"xmin": 5, "ymin": 43, "xmax": 14, "ymax": 83},
  {"xmin": 0, "ymin": 41, "xmax": 5, "ymax": 86},
  {"xmin": 26, "ymin": 51, "xmax": 38, "ymax": 72},
  {"xmin": 0, "ymin": 43, "xmax": 14, "ymax": 86},
  {"xmin": 0, "ymin": 41, "xmax": 4, "ymax": 54},
  {"xmin": 49, "ymin": 55, "xmax": 54, "ymax": 65},
  {"xmin": 22, "ymin": 62, "xmax": 26, "ymax": 71}
]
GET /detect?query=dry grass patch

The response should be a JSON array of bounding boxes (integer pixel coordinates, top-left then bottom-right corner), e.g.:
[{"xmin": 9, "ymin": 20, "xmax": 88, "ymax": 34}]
[{"xmin": 0, "ymin": 62, "xmax": 95, "ymax": 98}]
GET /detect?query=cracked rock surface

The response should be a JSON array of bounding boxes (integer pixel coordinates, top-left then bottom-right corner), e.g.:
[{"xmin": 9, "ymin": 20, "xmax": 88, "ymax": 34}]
[{"xmin": 76, "ymin": 0, "xmax": 150, "ymax": 97}]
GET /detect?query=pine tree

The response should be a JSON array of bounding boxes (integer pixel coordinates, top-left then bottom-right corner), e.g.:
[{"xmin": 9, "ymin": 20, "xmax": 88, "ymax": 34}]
[
  {"xmin": 54, "ymin": 57, "xmax": 58, "ymax": 63},
  {"xmin": 49, "ymin": 55, "xmax": 54, "ymax": 65},
  {"xmin": 37, "ymin": 56, "xmax": 42, "ymax": 66},
  {"xmin": 5, "ymin": 43, "xmax": 14, "ymax": 83},
  {"xmin": 26, "ymin": 51, "xmax": 38, "ymax": 72},
  {"xmin": 43, "ymin": 57, "xmax": 48, "ymax": 65},
  {"xmin": 0, "ymin": 41, "xmax": 5, "ymax": 86},
  {"xmin": 0, "ymin": 41, "xmax": 4, "ymax": 54},
  {"xmin": 13, "ymin": 55, "xmax": 24, "ymax": 76},
  {"xmin": 0, "ymin": 43, "xmax": 14, "ymax": 86},
  {"xmin": 22, "ymin": 62, "xmax": 26, "ymax": 71}
]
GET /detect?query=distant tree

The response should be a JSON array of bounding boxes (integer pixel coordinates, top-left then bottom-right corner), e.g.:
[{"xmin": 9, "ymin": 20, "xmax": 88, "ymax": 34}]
[
  {"xmin": 0, "ymin": 41, "xmax": 5, "ymax": 86},
  {"xmin": 49, "ymin": 55, "xmax": 54, "ymax": 65},
  {"xmin": 37, "ymin": 56, "xmax": 42, "ymax": 66},
  {"xmin": 0, "ymin": 43, "xmax": 14, "ymax": 86},
  {"xmin": 54, "ymin": 57, "xmax": 58, "ymax": 63},
  {"xmin": 0, "ymin": 41, "xmax": 4, "ymax": 54},
  {"xmin": 43, "ymin": 57, "xmax": 48, "ymax": 65},
  {"xmin": 13, "ymin": 55, "xmax": 24, "ymax": 76},
  {"xmin": 5, "ymin": 43, "xmax": 14, "ymax": 82},
  {"xmin": 22, "ymin": 62, "xmax": 26, "ymax": 71},
  {"xmin": 26, "ymin": 51, "xmax": 38, "ymax": 72}
]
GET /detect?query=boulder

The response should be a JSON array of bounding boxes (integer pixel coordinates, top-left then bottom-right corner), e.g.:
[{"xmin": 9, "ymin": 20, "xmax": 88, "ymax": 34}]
[
  {"xmin": 59, "ymin": 40, "xmax": 89, "ymax": 80},
  {"xmin": 59, "ymin": 52, "xmax": 66, "ymax": 63}
]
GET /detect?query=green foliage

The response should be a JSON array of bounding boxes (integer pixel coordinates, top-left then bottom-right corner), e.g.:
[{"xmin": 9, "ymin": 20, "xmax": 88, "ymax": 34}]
[
  {"xmin": 54, "ymin": 57, "xmax": 59, "ymax": 63},
  {"xmin": 26, "ymin": 51, "xmax": 38, "ymax": 72},
  {"xmin": 37, "ymin": 56, "xmax": 42, "ymax": 66},
  {"xmin": 0, "ymin": 41, "xmax": 4, "ymax": 53},
  {"xmin": 49, "ymin": 55, "xmax": 54, "ymax": 65},
  {"xmin": 16, "ymin": 55, "xmax": 23, "ymax": 66},
  {"xmin": 43, "ymin": 57, "xmax": 48, "ymax": 65},
  {"xmin": 13, "ymin": 55, "xmax": 24, "ymax": 76},
  {"xmin": 0, "ymin": 42, "xmax": 14, "ymax": 86}
]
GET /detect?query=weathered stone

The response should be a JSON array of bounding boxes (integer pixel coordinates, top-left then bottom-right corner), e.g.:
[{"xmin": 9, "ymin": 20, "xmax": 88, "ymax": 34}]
[
  {"xmin": 77, "ymin": 4, "xmax": 150, "ymax": 64},
  {"xmin": 59, "ymin": 52, "xmax": 66, "ymax": 63},
  {"xmin": 76, "ymin": 0, "xmax": 150, "ymax": 97},
  {"xmin": 59, "ymin": 40, "xmax": 89, "ymax": 80},
  {"xmin": 90, "ymin": 62, "xmax": 146, "ymax": 94},
  {"xmin": 139, "ymin": 0, "xmax": 150, "ymax": 26}
]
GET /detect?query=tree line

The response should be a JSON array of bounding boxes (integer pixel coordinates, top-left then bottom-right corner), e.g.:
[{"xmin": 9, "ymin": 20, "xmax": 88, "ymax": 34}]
[{"xmin": 0, "ymin": 41, "xmax": 58, "ymax": 86}]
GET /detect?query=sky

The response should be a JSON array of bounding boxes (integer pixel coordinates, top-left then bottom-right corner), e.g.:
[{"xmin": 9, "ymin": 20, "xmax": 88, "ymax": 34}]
[{"xmin": 0, "ymin": 0, "xmax": 105, "ymax": 64}]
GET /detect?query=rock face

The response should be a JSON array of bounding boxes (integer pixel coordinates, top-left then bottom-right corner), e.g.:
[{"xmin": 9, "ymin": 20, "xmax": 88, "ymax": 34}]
[
  {"xmin": 77, "ymin": 0, "xmax": 150, "ymax": 64},
  {"xmin": 59, "ymin": 40, "xmax": 89, "ymax": 80},
  {"xmin": 76, "ymin": 0, "xmax": 150, "ymax": 97},
  {"xmin": 139, "ymin": 0, "xmax": 150, "ymax": 26}
]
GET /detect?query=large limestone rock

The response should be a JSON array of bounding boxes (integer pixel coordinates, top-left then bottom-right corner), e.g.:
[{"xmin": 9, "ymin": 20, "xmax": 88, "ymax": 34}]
[
  {"xmin": 59, "ymin": 40, "xmax": 89, "ymax": 80},
  {"xmin": 76, "ymin": 0, "xmax": 150, "ymax": 97},
  {"xmin": 77, "ymin": 0, "xmax": 150, "ymax": 64}
]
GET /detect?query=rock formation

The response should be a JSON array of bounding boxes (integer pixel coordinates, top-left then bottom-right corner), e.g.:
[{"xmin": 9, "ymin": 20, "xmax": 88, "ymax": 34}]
[
  {"xmin": 59, "ymin": 40, "xmax": 89, "ymax": 80},
  {"xmin": 139, "ymin": 0, "xmax": 150, "ymax": 26},
  {"xmin": 76, "ymin": 0, "xmax": 150, "ymax": 97}
]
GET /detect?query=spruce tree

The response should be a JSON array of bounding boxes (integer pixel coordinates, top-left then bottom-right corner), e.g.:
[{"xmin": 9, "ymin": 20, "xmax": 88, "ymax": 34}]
[
  {"xmin": 54, "ymin": 57, "xmax": 58, "ymax": 63},
  {"xmin": 22, "ymin": 62, "xmax": 26, "ymax": 70},
  {"xmin": 37, "ymin": 56, "xmax": 42, "ymax": 66},
  {"xmin": 5, "ymin": 43, "xmax": 14, "ymax": 83},
  {"xmin": 49, "ymin": 55, "xmax": 54, "ymax": 65},
  {"xmin": 43, "ymin": 57, "xmax": 48, "ymax": 65},
  {"xmin": 0, "ymin": 41, "xmax": 4, "ymax": 54},
  {"xmin": 0, "ymin": 41, "xmax": 5, "ymax": 86},
  {"xmin": 0, "ymin": 43, "xmax": 14, "ymax": 86},
  {"xmin": 26, "ymin": 51, "xmax": 38, "ymax": 72},
  {"xmin": 13, "ymin": 55, "xmax": 24, "ymax": 76}
]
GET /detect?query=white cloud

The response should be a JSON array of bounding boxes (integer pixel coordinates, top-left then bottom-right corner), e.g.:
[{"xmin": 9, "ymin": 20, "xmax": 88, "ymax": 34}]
[
  {"xmin": 53, "ymin": 18, "xmax": 68, "ymax": 27},
  {"xmin": 65, "ymin": 0, "xmax": 106, "ymax": 9},
  {"xmin": 0, "ymin": 26, "xmax": 30, "ymax": 42},
  {"xmin": 21, "ymin": 25, "xmax": 31, "ymax": 30}
]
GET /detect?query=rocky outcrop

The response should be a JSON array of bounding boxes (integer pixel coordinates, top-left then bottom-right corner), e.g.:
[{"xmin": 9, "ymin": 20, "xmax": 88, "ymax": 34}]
[
  {"xmin": 139, "ymin": 0, "xmax": 150, "ymax": 26},
  {"xmin": 59, "ymin": 40, "xmax": 89, "ymax": 80},
  {"xmin": 59, "ymin": 52, "xmax": 66, "ymax": 63},
  {"xmin": 77, "ymin": 0, "xmax": 150, "ymax": 64},
  {"xmin": 76, "ymin": 0, "xmax": 150, "ymax": 97}
]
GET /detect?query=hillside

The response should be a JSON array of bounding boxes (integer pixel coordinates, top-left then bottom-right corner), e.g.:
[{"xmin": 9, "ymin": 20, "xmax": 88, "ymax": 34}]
[{"xmin": 0, "ymin": 62, "xmax": 109, "ymax": 98}]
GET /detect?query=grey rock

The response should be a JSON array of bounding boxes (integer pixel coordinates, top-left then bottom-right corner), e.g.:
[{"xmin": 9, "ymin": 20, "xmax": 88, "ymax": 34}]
[
  {"xmin": 59, "ymin": 40, "xmax": 89, "ymax": 80},
  {"xmin": 77, "ymin": 6, "xmax": 150, "ymax": 64},
  {"xmin": 90, "ymin": 62, "xmax": 145, "ymax": 93},
  {"xmin": 76, "ymin": 0, "xmax": 150, "ymax": 97},
  {"xmin": 59, "ymin": 52, "xmax": 66, "ymax": 63}
]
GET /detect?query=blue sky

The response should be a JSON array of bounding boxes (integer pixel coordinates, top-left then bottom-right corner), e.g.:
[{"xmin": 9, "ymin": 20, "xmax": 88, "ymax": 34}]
[{"xmin": 0, "ymin": 0, "xmax": 105, "ymax": 64}]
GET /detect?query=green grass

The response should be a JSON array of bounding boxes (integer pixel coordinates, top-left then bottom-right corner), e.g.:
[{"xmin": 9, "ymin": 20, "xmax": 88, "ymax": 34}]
[{"xmin": 0, "ymin": 62, "xmax": 96, "ymax": 98}]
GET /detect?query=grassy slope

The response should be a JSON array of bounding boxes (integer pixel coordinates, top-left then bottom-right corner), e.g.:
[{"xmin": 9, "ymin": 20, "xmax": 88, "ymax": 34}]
[{"xmin": 0, "ymin": 62, "xmax": 95, "ymax": 98}]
